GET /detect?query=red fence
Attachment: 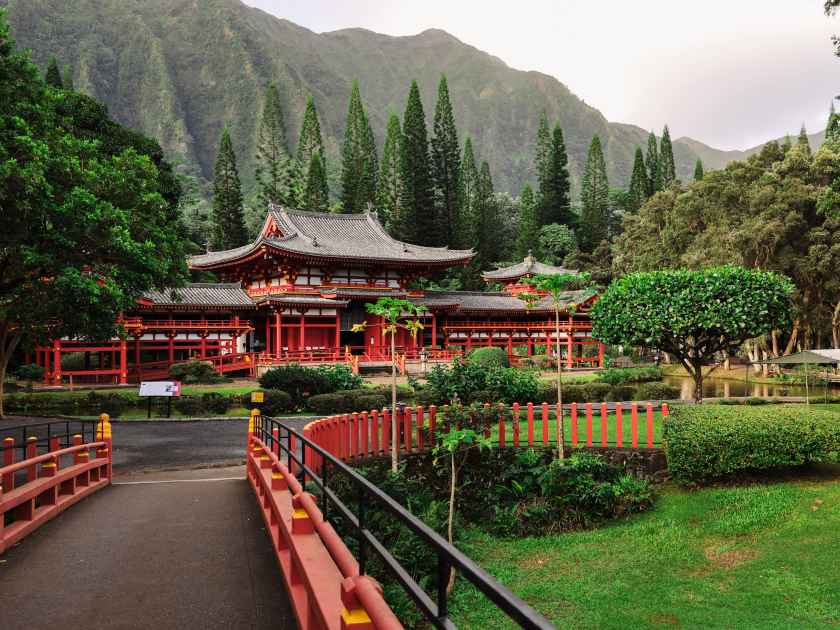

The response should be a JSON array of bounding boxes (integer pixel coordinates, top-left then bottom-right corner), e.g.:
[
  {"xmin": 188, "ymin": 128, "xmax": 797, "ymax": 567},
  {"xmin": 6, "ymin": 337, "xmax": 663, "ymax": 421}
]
[
  {"xmin": 1, "ymin": 416, "xmax": 112, "ymax": 554},
  {"xmin": 303, "ymin": 401, "xmax": 669, "ymax": 471},
  {"xmin": 246, "ymin": 415, "xmax": 402, "ymax": 630}
]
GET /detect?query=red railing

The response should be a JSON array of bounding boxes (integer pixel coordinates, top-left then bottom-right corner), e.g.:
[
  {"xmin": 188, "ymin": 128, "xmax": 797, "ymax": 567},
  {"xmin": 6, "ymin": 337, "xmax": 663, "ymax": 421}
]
[
  {"xmin": 304, "ymin": 401, "xmax": 669, "ymax": 471},
  {"xmin": 442, "ymin": 320, "xmax": 594, "ymax": 331},
  {"xmin": 246, "ymin": 419, "xmax": 401, "ymax": 629},
  {"xmin": 1, "ymin": 416, "xmax": 112, "ymax": 554},
  {"xmin": 123, "ymin": 318, "xmax": 250, "ymax": 331}
]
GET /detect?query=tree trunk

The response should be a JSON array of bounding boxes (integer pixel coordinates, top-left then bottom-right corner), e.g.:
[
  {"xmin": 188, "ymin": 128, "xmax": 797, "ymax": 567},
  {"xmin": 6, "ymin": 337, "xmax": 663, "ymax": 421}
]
[
  {"xmin": 0, "ymin": 321, "xmax": 23, "ymax": 419},
  {"xmin": 783, "ymin": 320, "xmax": 800, "ymax": 356},
  {"xmin": 554, "ymin": 305, "xmax": 565, "ymax": 460},
  {"xmin": 833, "ymin": 302, "xmax": 840, "ymax": 349},
  {"xmin": 688, "ymin": 360, "xmax": 704, "ymax": 404},
  {"xmin": 390, "ymin": 330, "xmax": 398, "ymax": 473}
]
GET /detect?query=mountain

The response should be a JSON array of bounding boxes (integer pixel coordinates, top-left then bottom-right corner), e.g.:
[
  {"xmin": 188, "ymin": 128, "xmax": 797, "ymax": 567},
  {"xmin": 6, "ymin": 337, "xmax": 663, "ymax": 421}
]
[{"xmin": 0, "ymin": 0, "xmax": 824, "ymax": 199}]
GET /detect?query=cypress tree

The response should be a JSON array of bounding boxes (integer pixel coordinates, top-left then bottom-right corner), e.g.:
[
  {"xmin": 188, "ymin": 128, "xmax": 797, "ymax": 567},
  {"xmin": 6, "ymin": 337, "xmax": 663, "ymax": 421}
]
[
  {"xmin": 797, "ymin": 124, "xmax": 812, "ymax": 156},
  {"xmin": 45, "ymin": 57, "xmax": 62, "ymax": 88},
  {"xmin": 456, "ymin": 136, "xmax": 479, "ymax": 249},
  {"xmin": 431, "ymin": 75, "xmax": 461, "ymax": 248},
  {"xmin": 694, "ymin": 158, "xmax": 704, "ymax": 181},
  {"xmin": 516, "ymin": 183, "xmax": 538, "ymax": 259},
  {"xmin": 780, "ymin": 134, "xmax": 792, "ymax": 154},
  {"xmin": 535, "ymin": 111, "xmax": 551, "ymax": 200},
  {"xmin": 255, "ymin": 82, "xmax": 295, "ymax": 208},
  {"xmin": 659, "ymin": 125, "xmax": 676, "ymax": 187},
  {"xmin": 340, "ymin": 81, "xmax": 378, "ymax": 213},
  {"xmin": 827, "ymin": 101, "xmax": 840, "ymax": 143},
  {"xmin": 376, "ymin": 113, "xmax": 402, "ymax": 231},
  {"xmin": 540, "ymin": 123, "xmax": 572, "ymax": 227},
  {"xmin": 579, "ymin": 135, "xmax": 610, "ymax": 251},
  {"xmin": 297, "ymin": 96, "xmax": 325, "ymax": 174},
  {"xmin": 302, "ymin": 153, "xmax": 329, "ymax": 211},
  {"xmin": 211, "ymin": 128, "xmax": 248, "ymax": 249},
  {"xmin": 645, "ymin": 131, "xmax": 661, "ymax": 195},
  {"xmin": 398, "ymin": 80, "xmax": 435, "ymax": 245},
  {"xmin": 474, "ymin": 161, "xmax": 498, "ymax": 269},
  {"xmin": 62, "ymin": 64, "xmax": 74, "ymax": 91},
  {"xmin": 628, "ymin": 147, "xmax": 648, "ymax": 211}
]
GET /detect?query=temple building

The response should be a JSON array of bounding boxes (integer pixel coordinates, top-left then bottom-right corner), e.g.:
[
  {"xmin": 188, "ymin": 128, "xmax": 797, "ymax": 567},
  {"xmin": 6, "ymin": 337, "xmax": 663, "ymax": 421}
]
[{"xmin": 34, "ymin": 207, "xmax": 603, "ymax": 385}]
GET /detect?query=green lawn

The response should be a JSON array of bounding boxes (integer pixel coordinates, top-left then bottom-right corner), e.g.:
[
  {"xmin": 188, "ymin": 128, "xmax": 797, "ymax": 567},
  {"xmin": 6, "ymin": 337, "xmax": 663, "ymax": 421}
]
[{"xmin": 451, "ymin": 470, "xmax": 840, "ymax": 629}]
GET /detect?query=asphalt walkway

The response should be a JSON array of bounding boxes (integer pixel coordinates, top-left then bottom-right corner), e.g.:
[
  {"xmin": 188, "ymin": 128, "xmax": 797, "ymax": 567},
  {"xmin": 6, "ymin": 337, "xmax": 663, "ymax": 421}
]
[{"xmin": 0, "ymin": 466, "xmax": 297, "ymax": 630}]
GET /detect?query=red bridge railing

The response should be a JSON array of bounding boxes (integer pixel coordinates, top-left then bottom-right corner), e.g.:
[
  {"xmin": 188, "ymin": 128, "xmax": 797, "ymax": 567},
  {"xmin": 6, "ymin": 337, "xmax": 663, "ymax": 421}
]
[{"xmin": 1, "ymin": 416, "xmax": 112, "ymax": 554}]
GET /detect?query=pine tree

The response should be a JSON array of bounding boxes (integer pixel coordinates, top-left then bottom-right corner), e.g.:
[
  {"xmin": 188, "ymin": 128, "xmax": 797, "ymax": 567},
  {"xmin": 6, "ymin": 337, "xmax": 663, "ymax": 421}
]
[
  {"xmin": 376, "ymin": 113, "xmax": 402, "ymax": 231},
  {"xmin": 211, "ymin": 128, "xmax": 248, "ymax": 249},
  {"xmin": 302, "ymin": 153, "xmax": 329, "ymax": 211},
  {"xmin": 340, "ymin": 81, "xmax": 378, "ymax": 213},
  {"xmin": 62, "ymin": 64, "xmax": 74, "ymax": 91},
  {"xmin": 45, "ymin": 57, "xmax": 62, "ymax": 89},
  {"xmin": 694, "ymin": 158, "xmax": 705, "ymax": 181},
  {"xmin": 659, "ymin": 125, "xmax": 676, "ymax": 187},
  {"xmin": 645, "ymin": 131, "xmax": 661, "ymax": 195},
  {"xmin": 797, "ymin": 124, "xmax": 812, "ymax": 156},
  {"xmin": 397, "ymin": 80, "xmax": 435, "ymax": 245},
  {"xmin": 431, "ymin": 75, "xmax": 461, "ymax": 248},
  {"xmin": 579, "ymin": 135, "xmax": 610, "ymax": 252},
  {"xmin": 628, "ymin": 147, "xmax": 648, "ymax": 212},
  {"xmin": 255, "ymin": 83, "xmax": 295, "ymax": 208},
  {"xmin": 455, "ymin": 136, "xmax": 479, "ymax": 249},
  {"xmin": 515, "ymin": 183, "xmax": 538, "ymax": 259},
  {"xmin": 539, "ymin": 123, "xmax": 573, "ymax": 227},
  {"xmin": 297, "ymin": 96, "xmax": 325, "ymax": 174},
  {"xmin": 827, "ymin": 101, "xmax": 840, "ymax": 143},
  {"xmin": 781, "ymin": 135, "xmax": 792, "ymax": 153},
  {"xmin": 474, "ymin": 161, "xmax": 498, "ymax": 269},
  {"xmin": 535, "ymin": 111, "xmax": 551, "ymax": 199}
]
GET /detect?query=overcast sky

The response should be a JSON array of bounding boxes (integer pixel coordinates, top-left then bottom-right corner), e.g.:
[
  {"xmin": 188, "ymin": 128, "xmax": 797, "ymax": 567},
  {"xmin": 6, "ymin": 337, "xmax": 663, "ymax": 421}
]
[{"xmin": 243, "ymin": 0, "xmax": 838, "ymax": 150}]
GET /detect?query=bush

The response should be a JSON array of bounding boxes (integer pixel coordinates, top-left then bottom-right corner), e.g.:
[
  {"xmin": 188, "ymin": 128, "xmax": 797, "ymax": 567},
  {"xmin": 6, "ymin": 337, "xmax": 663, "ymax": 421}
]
[
  {"xmin": 425, "ymin": 360, "xmax": 539, "ymax": 404},
  {"xmin": 466, "ymin": 347, "xmax": 510, "ymax": 369},
  {"xmin": 16, "ymin": 363, "xmax": 44, "ymax": 382},
  {"xmin": 260, "ymin": 390, "xmax": 295, "ymax": 416},
  {"xmin": 306, "ymin": 392, "xmax": 354, "ymax": 415},
  {"xmin": 664, "ymin": 405, "xmax": 840, "ymax": 483},
  {"xmin": 562, "ymin": 382, "xmax": 612, "ymax": 403},
  {"xmin": 315, "ymin": 364, "xmax": 363, "ymax": 391},
  {"xmin": 173, "ymin": 396, "xmax": 202, "ymax": 416},
  {"xmin": 259, "ymin": 364, "xmax": 332, "ymax": 401},
  {"xmin": 200, "ymin": 392, "xmax": 230, "ymax": 415},
  {"xmin": 354, "ymin": 393, "xmax": 388, "ymax": 411},
  {"xmin": 634, "ymin": 382, "xmax": 681, "ymax": 401},
  {"xmin": 169, "ymin": 360, "xmax": 226, "ymax": 384},
  {"xmin": 598, "ymin": 367, "xmax": 663, "ymax": 386},
  {"xmin": 606, "ymin": 385, "xmax": 637, "ymax": 401}
]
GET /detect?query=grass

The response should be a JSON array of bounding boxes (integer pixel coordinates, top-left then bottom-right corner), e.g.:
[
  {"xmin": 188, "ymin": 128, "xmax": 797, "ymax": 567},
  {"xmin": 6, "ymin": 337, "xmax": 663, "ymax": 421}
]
[{"xmin": 450, "ymin": 469, "xmax": 840, "ymax": 629}]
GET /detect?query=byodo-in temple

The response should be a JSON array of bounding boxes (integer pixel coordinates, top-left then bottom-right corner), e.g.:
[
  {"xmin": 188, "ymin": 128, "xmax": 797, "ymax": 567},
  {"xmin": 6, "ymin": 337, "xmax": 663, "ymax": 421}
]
[{"xmin": 33, "ymin": 207, "xmax": 604, "ymax": 385}]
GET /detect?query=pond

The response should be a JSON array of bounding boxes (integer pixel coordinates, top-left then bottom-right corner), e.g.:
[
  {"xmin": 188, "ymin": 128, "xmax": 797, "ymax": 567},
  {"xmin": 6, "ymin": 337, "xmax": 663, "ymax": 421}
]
[{"xmin": 663, "ymin": 375, "xmax": 840, "ymax": 401}]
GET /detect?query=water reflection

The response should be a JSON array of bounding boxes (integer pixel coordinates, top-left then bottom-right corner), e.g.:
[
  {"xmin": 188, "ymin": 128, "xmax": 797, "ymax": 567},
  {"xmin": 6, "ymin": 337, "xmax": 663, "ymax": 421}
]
[{"xmin": 663, "ymin": 376, "xmax": 839, "ymax": 401}]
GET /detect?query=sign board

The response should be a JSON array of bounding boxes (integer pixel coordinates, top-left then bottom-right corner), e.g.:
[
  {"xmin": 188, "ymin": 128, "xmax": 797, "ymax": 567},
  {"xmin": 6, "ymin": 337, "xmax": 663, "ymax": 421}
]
[
  {"xmin": 139, "ymin": 381, "xmax": 182, "ymax": 397},
  {"xmin": 251, "ymin": 391, "xmax": 264, "ymax": 404}
]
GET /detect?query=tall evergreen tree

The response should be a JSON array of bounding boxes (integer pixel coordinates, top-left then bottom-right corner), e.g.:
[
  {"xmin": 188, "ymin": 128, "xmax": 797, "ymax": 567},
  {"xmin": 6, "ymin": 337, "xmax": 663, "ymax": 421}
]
[
  {"xmin": 659, "ymin": 125, "xmax": 676, "ymax": 187},
  {"xmin": 579, "ymin": 135, "xmax": 610, "ymax": 251},
  {"xmin": 297, "ymin": 96, "xmax": 325, "ymax": 174},
  {"xmin": 645, "ymin": 131, "xmax": 661, "ymax": 195},
  {"xmin": 376, "ymin": 113, "xmax": 402, "ymax": 231},
  {"xmin": 302, "ymin": 153, "xmax": 329, "ymax": 211},
  {"xmin": 535, "ymin": 111, "xmax": 551, "ymax": 199},
  {"xmin": 474, "ymin": 161, "xmax": 498, "ymax": 269},
  {"xmin": 255, "ymin": 83, "xmax": 295, "ymax": 208},
  {"xmin": 539, "ymin": 123, "xmax": 573, "ymax": 227},
  {"xmin": 798, "ymin": 124, "xmax": 812, "ymax": 156},
  {"xmin": 456, "ymin": 136, "xmax": 479, "ymax": 249},
  {"xmin": 827, "ymin": 101, "xmax": 840, "ymax": 142},
  {"xmin": 694, "ymin": 158, "xmax": 705, "ymax": 181},
  {"xmin": 61, "ymin": 64, "xmax": 74, "ymax": 91},
  {"xmin": 431, "ymin": 75, "xmax": 461, "ymax": 248},
  {"xmin": 44, "ymin": 56, "xmax": 62, "ymax": 88},
  {"xmin": 340, "ymin": 81, "xmax": 378, "ymax": 213},
  {"xmin": 397, "ymin": 80, "xmax": 435, "ymax": 244},
  {"xmin": 211, "ymin": 128, "xmax": 248, "ymax": 249},
  {"xmin": 628, "ymin": 147, "xmax": 648, "ymax": 212},
  {"xmin": 516, "ymin": 183, "xmax": 539, "ymax": 259}
]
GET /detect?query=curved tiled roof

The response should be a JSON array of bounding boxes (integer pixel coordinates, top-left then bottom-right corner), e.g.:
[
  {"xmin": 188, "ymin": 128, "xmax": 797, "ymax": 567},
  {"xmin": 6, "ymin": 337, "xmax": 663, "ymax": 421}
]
[
  {"xmin": 482, "ymin": 253, "xmax": 578, "ymax": 282},
  {"xmin": 414, "ymin": 290, "xmax": 592, "ymax": 314},
  {"xmin": 189, "ymin": 206, "xmax": 474, "ymax": 269},
  {"xmin": 141, "ymin": 283, "xmax": 254, "ymax": 307}
]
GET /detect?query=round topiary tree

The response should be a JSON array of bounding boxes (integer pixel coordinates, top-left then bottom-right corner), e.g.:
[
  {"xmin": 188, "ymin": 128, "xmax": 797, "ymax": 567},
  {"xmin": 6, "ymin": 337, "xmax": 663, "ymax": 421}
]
[
  {"xmin": 591, "ymin": 266, "xmax": 794, "ymax": 403},
  {"xmin": 466, "ymin": 346, "xmax": 510, "ymax": 368}
]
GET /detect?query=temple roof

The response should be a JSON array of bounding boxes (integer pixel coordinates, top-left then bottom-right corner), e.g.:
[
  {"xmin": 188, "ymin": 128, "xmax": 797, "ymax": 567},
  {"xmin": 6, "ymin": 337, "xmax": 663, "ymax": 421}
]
[
  {"xmin": 190, "ymin": 206, "xmax": 474, "ymax": 269},
  {"xmin": 414, "ymin": 290, "xmax": 592, "ymax": 314},
  {"xmin": 482, "ymin": 252, "xmax": 578, "ymax": 282},
  {"xmin": 254, "ymin": 295, "xmax": 350, "ymax": 308},
  {"xmin": 140, "ymin": 283, "xmax": 254, "ymax": 308}
]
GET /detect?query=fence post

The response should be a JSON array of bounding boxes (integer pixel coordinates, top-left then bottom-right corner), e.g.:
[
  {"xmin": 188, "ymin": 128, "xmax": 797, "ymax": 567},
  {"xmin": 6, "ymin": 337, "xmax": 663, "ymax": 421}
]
[
  {"xmin": 370, "ymin": 410, "xmax": 380, "ymax": 455},
  {"xmin": 360, "ymin": 411, "xmax": 369, "ymax": 458},
  {"xmin": 631, "ymin": 403, "xmax": 639, "ymax": 449},
  {"xmin": 416, "ymin": 406, "xmax": 425, "ymax": 451},
  {"xmin": 498, "ymin": 406, "xmax": 506, "ymax": 449},
  {"xmin": 615, "ymin": 405, "xmax": 623, "ymax": 448},
  {"xmin": 541, "ymin": 402, "xmax": 549, "ymax": 445},
  {"xmin": 381, "ymin": 409, "xmax": 391, "ymax": 458},
  {"xmin": 571, "ymin": 403, "xmax": 578, "ymax": 446},
  {"xmin": 526, "ymin": 403, "xmax": 534, "ymax": 446},
  {"xmin": 26, "ymin": 436, "xmax": 38, "ymax": 482},
  {"xmin": 646, "ymin": 403, "xmax": 655, "ymax": 448},
  {"xmin": 600, "ymin": 403, "xmax": 608, "ymax": 448},
  {"xmin": 512, "ymin": 403, "xmax": 520, "ymax": 448},
  {"xmin": 2, "ymin": 437, "xmax": 14, "ymax": 492},
  {"xmin": 96, "ymin": 413, "xmax": 113, "ymax": 480},
  {"xmin": 661, "ymin": 402, "xmax": 669, "ymax": 417},
  {"xmin": 428, "ymin": 405, "xmax": 437, "ymax": 438},
  {"xmin": 585, "ymin": 403, "xmax": 593, "ymax": 446},
  {"xmin": 403, "ymin": 407, "xmax": 412, "ymax": 453},
  {"xmin": 351, "ymin": 413, "xmax": 359, "ymax": 460}
]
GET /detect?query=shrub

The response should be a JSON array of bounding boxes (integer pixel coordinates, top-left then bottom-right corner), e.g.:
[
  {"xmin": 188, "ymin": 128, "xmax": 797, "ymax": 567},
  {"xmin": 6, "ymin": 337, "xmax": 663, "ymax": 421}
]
[
  {"xmin": 606, "ymin": 385, "xmax": 637, "ymax": 401},
  {"xmin": 562, "ymin": 382, "xmax": 612, "ymax": 403},
  {"xmin": 306, "ymin": 392, "xmax": 354, "ymax": 415},
  {"xmin": 634, "ymin": 382, "xmax": 681, "ymax": 401},
  {"xmin": 259, "ymin": 364, "xmax": 332, "ymax": 401},
  {"xmin": 60, "ymin": 352, "xmax": 86, "ymax": 371},
  {"xmin": 354, "ymin": 393, "xmax": 388, "ymax": 411},
  {"xmin": 169, "ymin": 360, "xmax": 225, "ymax": 384},
  {"xmin": 315, "ymin": 364, "xmax": 363, "ymax": 391},
  {"xmin": 598, "ymin": 367, "xmax": 663, "ymax": 386},
  {"xmin": 200, "ymin": 392, "xmax": 230, "ymax": 415},
  {"xmin": 260, "ymin": 390, "xmax": 295, "ymax": 416},
  {"xmin": 16, "ymin": 363, "xmax": 44, "ymax": 382},
  {"xmin": 664, "ymin": 405, "xmax": 840, "ymax": 483},
  {"xmin": 425, "ymin": 360, "xmax": 539, "ymax": 404},
  {"xmin": 466, "ymin": 347, "xmax": 510, "ymax": 369},
  {"xmin": 173, "ymin": 396, "xmax": 202, "ymax": 416},
  {"xmin": 368, "ymin": 384, "xmax": 415, "ymax": 403}
]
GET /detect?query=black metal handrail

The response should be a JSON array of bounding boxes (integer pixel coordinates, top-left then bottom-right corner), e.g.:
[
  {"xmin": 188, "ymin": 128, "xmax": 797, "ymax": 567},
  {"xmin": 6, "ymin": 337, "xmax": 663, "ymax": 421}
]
[
  {"xmin": 256, "ymin": 415, "xmax": 555, "ymax": 630},
  {"xmin": 1, "ymin": 420, "xmax": 99, "ymax": 457}
]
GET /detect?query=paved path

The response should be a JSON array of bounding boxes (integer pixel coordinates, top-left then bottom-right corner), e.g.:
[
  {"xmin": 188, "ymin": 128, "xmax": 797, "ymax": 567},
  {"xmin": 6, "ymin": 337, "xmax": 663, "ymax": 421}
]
[{"xmin": 0, "ymin": 466, "xmax": 297, "ymax": 630}]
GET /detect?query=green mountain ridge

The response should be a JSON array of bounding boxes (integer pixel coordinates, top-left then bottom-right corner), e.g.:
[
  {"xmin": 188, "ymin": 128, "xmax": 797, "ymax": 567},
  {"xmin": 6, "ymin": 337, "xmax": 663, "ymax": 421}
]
[{"xmin": 1, "ymin": 0, "xmax": 826, "ymax": 198}]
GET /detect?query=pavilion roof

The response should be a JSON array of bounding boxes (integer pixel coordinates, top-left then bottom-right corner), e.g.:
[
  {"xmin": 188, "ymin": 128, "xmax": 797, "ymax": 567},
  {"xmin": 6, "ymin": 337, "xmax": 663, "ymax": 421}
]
[
  {"xmin": 189, "ymin": 206, "xmax": 474, "ymax": 269},
  {"xmin": 140, "ymin": 283, "xmax": 254, "ymax": 308},
  {"xmin": 413, "ymin": 290, "xmax": 592, "ymax": 314},
  {"xmin": 763, "ymin": 349, "xmax": 840, "ymax": 364},
  {"xmin": 482, "ymin": 253, "xmax": 578, "ymax": 282},
  {"xmin": 253, "ymin": 295, "xmax": 349, "ymax": 308}
]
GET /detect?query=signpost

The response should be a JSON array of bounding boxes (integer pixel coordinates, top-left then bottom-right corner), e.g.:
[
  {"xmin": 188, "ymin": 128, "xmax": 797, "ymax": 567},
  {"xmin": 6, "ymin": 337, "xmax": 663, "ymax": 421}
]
[{"xmin": 139, "ymin": 381, "xmax": 182, "ymax": 418}]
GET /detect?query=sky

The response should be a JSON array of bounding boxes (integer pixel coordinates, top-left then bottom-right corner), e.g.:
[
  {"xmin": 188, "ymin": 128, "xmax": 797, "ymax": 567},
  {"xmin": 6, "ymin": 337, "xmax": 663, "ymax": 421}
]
[{"xmin": 242, "ymin": 0, "xmax": 839, "ymax": 151}]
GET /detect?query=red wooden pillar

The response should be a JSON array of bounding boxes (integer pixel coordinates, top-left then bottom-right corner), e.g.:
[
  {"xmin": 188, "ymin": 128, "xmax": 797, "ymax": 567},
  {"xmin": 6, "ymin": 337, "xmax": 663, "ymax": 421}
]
[
  {"xmin": 42, "ymin": 348, "xmax": 51, "ymax": 384},
  {"xmin": 264, "ymin": 315, "xmax": 271, "ymax": 354},
  {"xmin": 466, "ymin": 333, "xmax": 472, "ymax": 352},
  {"xmin": 431, "ymin": 313, "xmax": 437, "ymax": 348},
  {"xmin": 506, "ymin": 335, "xmax": 513, "ymax": 360},
  {"xmin": 134, "ymin": 338, "xmax": 141, "ymax": 367},
  {"xmin": 598, "ymin": 342, "xmax": 605, "ymax": 368},
  {"xmin": 52, "ymin": 339, "xmax": 62, "ymax": 385},
  {"xmin": 167, "ymin": 334, "xmax": 175, "ymax": 365},
  {"xmin": 119, "ymin": 338, "xmax": 127, "ymax": 385},
  {"xmin": 275, "ymin": 311, "xmax": 282, "ymax": 356},
  {"xmin": 299, "ymin": 312, "xmax": 306, "ymax": 350},
  {"xmin": 335, "ymin": 313, "xmax": 341, "ymax": 350},
  {"xmin": 566, "ymin": 333, "xmax": 573, "ymax": 369}
]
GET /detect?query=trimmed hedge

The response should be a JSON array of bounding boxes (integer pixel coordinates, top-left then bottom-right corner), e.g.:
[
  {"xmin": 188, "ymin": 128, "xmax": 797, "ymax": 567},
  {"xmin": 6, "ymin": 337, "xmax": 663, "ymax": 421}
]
[
  {"xmin": 634, "ymin": 382, "xmax": 680, "ymax": 401},
  {"xmin": 260, "ymin": 390, "xmax": 295, "ymax": 416},
  {"xmin": 466, "ymin": 347, "xmax": 510, "ymax": 368},
  {"xmin": 170, "ymin": 361, "xmax": 227, "ymax": 384},
  {"xmin": 598, "ymin": 367, "xmax": 663, "ymax": 386},
  {"xmin": 664, "ymin": 405, "xmax": 840, "ymax": 483}
]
